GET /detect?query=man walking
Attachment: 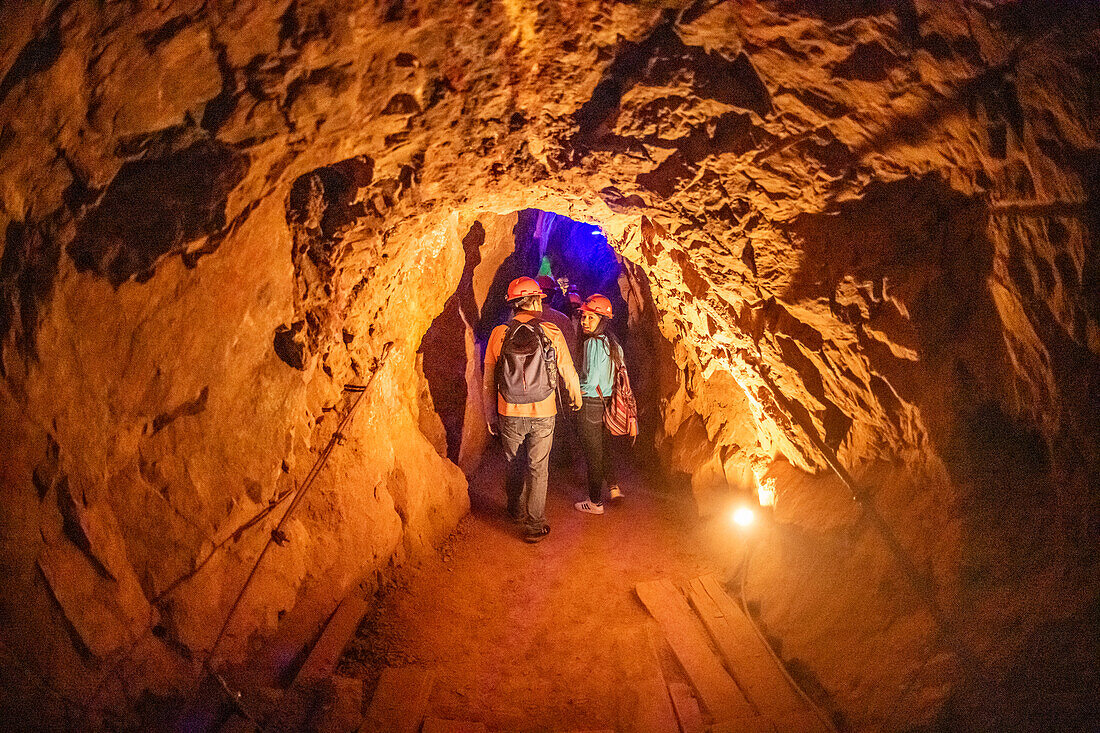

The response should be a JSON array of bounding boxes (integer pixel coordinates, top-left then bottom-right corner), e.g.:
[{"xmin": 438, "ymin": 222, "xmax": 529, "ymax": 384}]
[{"xmin": 484, "ymin": 277, "xmax": 582, "ymax": 543}]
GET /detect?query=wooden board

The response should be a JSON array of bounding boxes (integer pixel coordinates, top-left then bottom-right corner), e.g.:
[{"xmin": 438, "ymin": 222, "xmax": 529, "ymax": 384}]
[
  {"xmin": 257, "ymin": 584, "xmax": 342, "ymax": 688},
  {"xmin": 686, "ymin": 578, "xmax": 770, "ymax": 713},
  {"xmin": 635, "ymin": 579, "xmax": 754, "ymax": 723},
  {"xmin": 614, "ymin": 626, "xmax": 679, "ymax": 733},
  {"xmin": 422, "ymin": 719, "xmax": 487, "ymax": 733},
  {"xmin": 667, "ymin": 682, "xmax": 704, "ymax": 733},
  {"xmin": 690, "ymin": 575, "xmax": 828, "ymax": 733},
  {"xmin": 293, "ymin": 588, "xmax": 372, "ymax": 685},
  {"xmin": 361, "ymin": 666, "xmax": 435, "ymax": 733}
]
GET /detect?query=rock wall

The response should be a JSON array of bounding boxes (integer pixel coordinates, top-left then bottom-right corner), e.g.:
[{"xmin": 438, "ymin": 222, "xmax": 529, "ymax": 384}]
[
  {"xmin": 420, "ymin": 212, "xmax": 520, "ymax": 474},
  {"xmin": 1, "ymin": 0, "xmax": 1097, "ymax": 729}
]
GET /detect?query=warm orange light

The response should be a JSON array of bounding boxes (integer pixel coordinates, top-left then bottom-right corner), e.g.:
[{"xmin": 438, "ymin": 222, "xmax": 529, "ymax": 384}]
[
  {"xmin": 732, "ymin": 506, "xmax": 755, "ymax": 527},
  {"xmin": 756, "ymin": 477, "xmax": 777, "ymax": 507}
]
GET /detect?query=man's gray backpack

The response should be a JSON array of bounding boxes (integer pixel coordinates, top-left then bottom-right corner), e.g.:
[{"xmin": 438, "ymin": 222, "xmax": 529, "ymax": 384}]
[{"xmin": 496, "ymin": 318, "xmax": 557, "ymax": 404}]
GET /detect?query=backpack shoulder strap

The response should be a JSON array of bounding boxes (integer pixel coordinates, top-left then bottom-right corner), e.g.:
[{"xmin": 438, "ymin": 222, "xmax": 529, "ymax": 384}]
[
  {"xmin": 533, "ymin": 320, "xmax": 558, "ymax": 374},
  {"xmin": 596, "ymin": 334, "xmax": 621, "ymax": 375},
  {"xmin": 531, "ymin": 318, "xmax": 555, "ymax": 345},
  {"xmin": 534, "ymin": 317, "xmax": 560, "ymax": 343},
  {"xmin": 607, "ymin": 333, "xmax": 624, "ymax": 367},
  {"xmin": 502, "ymin": 318, "xmax": 526, "ymax": 339}
]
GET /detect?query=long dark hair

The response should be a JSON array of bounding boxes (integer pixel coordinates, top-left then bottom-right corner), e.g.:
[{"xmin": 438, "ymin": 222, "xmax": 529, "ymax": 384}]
[{"xmin": 580, "ymin": 314, "xmax": 623, "ymax": 379}]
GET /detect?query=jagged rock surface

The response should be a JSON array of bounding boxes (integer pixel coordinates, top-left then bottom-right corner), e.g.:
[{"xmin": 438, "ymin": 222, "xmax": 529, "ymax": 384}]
[{"xmin": 0, "ymin": 0, "xmax": 1097, "ymax": 729}]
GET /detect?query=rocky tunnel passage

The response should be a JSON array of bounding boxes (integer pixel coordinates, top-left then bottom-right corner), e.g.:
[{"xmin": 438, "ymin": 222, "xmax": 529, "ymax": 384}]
[
  {"xmin": 417, "ymin": 210, "xmax": 650, "ymax": 469},
  {"xmin": 1, "ymin": 0, "xmax": 1098, "ymax": 730}
]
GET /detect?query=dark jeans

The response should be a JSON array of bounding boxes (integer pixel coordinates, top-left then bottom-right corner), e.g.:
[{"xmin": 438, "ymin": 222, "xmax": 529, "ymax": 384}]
[
  {"xmin": 580, "ymin": 396, "xmax": 612, "ymax": 503},
  {"xmin": 499, "ymin": 414, "xmax": 556, "ymax": 531},
  {"xmin": 550, "ymin": 403, "xmax": 577, "ymax": 468}
]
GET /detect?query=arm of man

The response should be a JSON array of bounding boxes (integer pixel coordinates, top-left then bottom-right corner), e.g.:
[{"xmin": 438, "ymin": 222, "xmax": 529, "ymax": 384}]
[
  {"xmin": 483, "ymin": 326, "xmax": 504, "ymax": 433},
  {"xmin": 545, "ymin": 324, "xmax": 582, "ymax": 410}
]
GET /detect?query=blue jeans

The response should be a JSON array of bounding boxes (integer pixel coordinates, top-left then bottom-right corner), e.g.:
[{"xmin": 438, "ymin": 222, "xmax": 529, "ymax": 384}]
[{"xmin": 499, "ymin": 415, "xmax": 556, "ymax": 532}]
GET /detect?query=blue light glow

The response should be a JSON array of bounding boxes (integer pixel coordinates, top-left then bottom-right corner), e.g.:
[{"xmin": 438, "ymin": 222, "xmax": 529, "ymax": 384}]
[{"xmin": 538, "ymin": 214, "xmax": 621, "ymax": 315}]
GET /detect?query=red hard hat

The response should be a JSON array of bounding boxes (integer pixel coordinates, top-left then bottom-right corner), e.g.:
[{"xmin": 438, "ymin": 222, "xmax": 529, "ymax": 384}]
[
  {"xmin": 535, "ymin": 274, "xmax": 557, "ymax": 293},
  {"xmin": 506, "ymin": 276, "xmax": 546, "ymax": 302},
  {"xmin": 581, "ymin": 294, "xmax": 612, "ymax": 319},
  {"xmin": 568, "ymin": 291, "xmax": 583, "ymax": 306}
]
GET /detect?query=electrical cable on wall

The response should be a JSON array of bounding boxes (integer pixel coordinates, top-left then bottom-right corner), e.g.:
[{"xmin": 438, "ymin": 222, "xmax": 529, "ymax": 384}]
[
  {"xmin": 202, "ymin": 342, "xmax": 394, "ymax": 673},
  {"xmin": 747, "ymin": 356, "xmax": 990, "ymax": 684},
  {"xmin": 737, "ymin": 539, "xmax": 841, "ymax": 733}
]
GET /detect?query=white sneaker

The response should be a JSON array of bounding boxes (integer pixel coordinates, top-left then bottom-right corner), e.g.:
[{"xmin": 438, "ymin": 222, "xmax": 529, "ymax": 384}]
[
  {"xmin": 575, "ymin": 500, "xmax": 604, "ymax": 515},
  {"xmin": 609, "ymin": 486, "xmax": 624, "ymax": 501}
]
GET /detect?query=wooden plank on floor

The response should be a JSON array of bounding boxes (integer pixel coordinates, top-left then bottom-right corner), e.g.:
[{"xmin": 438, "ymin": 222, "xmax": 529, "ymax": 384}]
[
  {"xmin": 257, "ymin": 583, "xmax": 342, "ymax": 688},
  {"xmin": 293, "ymin": 588, "xmax": 373, "ymax": 686},
  {"xmin": 691, "ymin": 575, "xmax": 776, "ymax": 674},
  {"xmin": 421, "ymin": 719, "xmax": 487, "ymax": 733},
  {"xmin": 614, "ymin": 626, "xmax": 679, "ymax": 733},
  {"xmin": 360, "ymin": 666, "xmax": 435, "ymax": 733},
  {"xmin": 667, "ymin": 682, "xmax": 704, "ymax": 733},
  {"xmin": 693, "ymin": 574, "xmax": 829, "ymax": 733},
  {"xmin": 635, "ymin": 579, "xmax": 754, "ymax": 723},
  {"xmin": 686, "ymin": 577, "xmax": 770, "ymax": 713}
]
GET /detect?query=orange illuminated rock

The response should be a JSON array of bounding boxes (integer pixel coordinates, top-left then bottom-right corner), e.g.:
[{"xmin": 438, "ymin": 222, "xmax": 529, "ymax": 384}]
[{"xmin": 0, "ymin": 0, "xmax": 1096, "ymax": 729}]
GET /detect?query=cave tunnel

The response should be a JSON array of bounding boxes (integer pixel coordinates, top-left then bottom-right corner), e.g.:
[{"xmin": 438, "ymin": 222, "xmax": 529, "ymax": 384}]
[
  {"xmin": 419, "ymin": 210, "xmax": 641, "ymax": 467},
  {"xmin": 1, "ymin": 1, "xmax": 1099, "ymax": 732}
]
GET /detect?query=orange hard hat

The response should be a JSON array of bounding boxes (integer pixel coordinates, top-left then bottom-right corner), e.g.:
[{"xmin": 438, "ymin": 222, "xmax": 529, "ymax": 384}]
[
  {"xmin": 506, "ymin": 276, "xmax": 546, "ymax": 302},
  {"xmin": 581, "ymin": 294, "xmax": 612, "ymax": 319},
  {"xmin": 535, "ymin": 274, "xmax": 557, "ymax": 293}
]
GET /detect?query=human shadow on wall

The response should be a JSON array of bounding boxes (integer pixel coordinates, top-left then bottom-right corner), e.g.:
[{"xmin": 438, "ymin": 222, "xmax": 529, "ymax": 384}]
[
  {"xmin": 421, "ymin": 214, "xmax": 557, "ymax": 462},
  {"xmin": 781, "ymin": 175, "xmax": 1036, "ymax": 483},
  {"xmin": 419, "ymin": 222, "xmax": 485, "ymax": 461},
  {"xmin": 476, "ymin": 254, "xmax": 524, "ymax": 344}
]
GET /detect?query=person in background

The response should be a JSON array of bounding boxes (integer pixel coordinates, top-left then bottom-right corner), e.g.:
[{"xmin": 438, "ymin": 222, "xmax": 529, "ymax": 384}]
[
  {"xmin": 536, "ymin": 274, "xmax": 579, "ymax": 468},
  {"xmin": 574, "ymin": 294, "xmax": 625, "ymax": 515},
  {"xmin": 555, "ymin": 275, "xmax": 571, "ymax": 311},
  {"xmin": 484, "ymin": 277, "xmax": 582, "ymax": 542},
  {"xmin": 536, "ymin": 275, "xmax": 577, "ymax": 359},
  {"xmin": 565, "ymin": 286, "xmax": 582, "ymax": 318},
  {"xmin": 538, "ymin": 273, "xmax": 569, "ymax": 318}
]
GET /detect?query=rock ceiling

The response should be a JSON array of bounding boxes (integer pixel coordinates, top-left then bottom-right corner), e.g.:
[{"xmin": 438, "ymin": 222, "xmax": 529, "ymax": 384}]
[{"xmin": 0, "ymin": 0, "xmax": 1097, "ymax": 728}]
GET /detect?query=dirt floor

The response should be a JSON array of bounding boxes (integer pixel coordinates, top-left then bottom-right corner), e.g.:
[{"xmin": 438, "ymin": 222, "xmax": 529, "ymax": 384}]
[{"xmin": 339, "ymin": 443, "xmax": 740, "ymax": 731}]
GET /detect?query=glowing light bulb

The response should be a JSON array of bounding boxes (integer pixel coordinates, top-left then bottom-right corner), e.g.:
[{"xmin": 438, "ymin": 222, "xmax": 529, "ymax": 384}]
[{"xmin": 732, "ymin": 506, "xmax": 755, "ymax": 527}]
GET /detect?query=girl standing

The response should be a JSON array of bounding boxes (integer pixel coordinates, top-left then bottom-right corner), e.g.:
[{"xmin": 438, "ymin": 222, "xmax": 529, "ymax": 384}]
[{"xmin": 574, "ymin": 294, "xmax": 625, "ymax": 514}]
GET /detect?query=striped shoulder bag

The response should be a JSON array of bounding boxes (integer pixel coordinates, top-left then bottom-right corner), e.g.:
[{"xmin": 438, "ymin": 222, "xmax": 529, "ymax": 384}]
[{"xmin": 603, "ymin": 361, "xmax": 638, "ymax": 439}]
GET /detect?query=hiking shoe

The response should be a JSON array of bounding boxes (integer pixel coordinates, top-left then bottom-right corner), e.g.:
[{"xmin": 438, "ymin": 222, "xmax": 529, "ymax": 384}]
[
  {"xmin": 523, "ymin": 524, "xmax": 550, "ymax": 543},
  {"xmin": 575, "ymin": 500, "xmax": 604, "ymax": 515},
  {"xmin": 608, "ymin": 485, "xmax": 624, "ymax": 501}
]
